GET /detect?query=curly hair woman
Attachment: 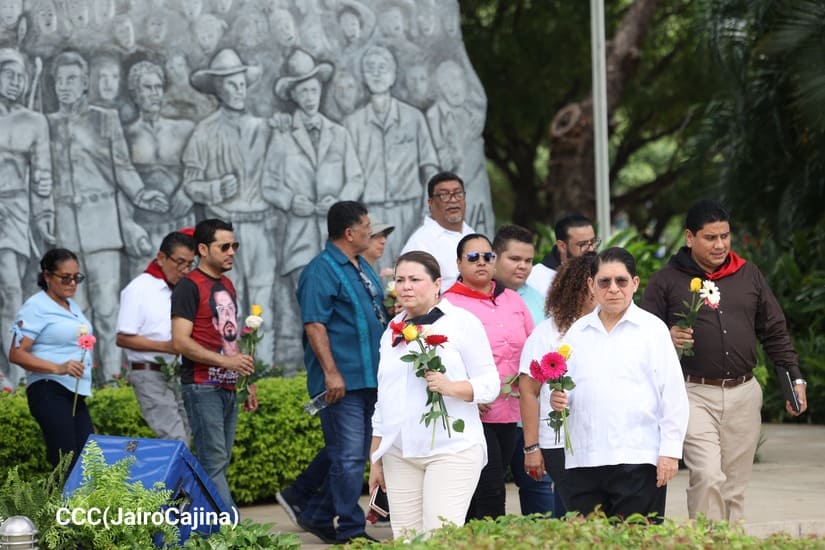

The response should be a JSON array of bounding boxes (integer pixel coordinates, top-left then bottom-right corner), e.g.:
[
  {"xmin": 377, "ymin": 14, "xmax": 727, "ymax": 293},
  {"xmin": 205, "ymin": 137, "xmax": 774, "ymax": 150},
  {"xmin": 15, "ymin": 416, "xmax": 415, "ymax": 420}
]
[{"xmin": 518, "ymin": 253, "xmax": 596, "ymax": 514}]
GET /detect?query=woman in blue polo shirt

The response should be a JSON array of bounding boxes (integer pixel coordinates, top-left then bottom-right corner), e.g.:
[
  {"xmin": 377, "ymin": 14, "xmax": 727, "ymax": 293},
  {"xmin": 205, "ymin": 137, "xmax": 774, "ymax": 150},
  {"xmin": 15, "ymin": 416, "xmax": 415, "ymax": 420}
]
[{"xmin": 9, "ymin": 248, "xmax": 94, "ymax": 468}]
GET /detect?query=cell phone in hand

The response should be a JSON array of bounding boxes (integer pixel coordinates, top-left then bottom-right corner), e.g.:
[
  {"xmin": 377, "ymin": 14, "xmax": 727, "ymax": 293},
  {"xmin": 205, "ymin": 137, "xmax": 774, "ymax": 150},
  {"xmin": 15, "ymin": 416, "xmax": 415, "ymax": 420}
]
[
  {"xmin": 776, "ymin": 367, "xmax": 801, "ymax": 413},
  {"xmin": 369, "ymin": 486, "xmax": 389, "ymax": 517}
]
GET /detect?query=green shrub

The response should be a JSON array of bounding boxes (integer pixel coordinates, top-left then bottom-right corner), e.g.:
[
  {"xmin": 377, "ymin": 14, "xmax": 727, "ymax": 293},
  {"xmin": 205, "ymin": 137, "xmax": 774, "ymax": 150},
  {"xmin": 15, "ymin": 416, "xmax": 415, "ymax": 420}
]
[
  {"xmin": 229, "ymin": 375, "xmax": 323, "ymax": 505},
  {"xmin": 182, "ymin": 519, "xmax": 300, "ymax": 549},
  {"xmin": 342, "ymin": 513, "xmax": 825, "ymax": 549},
  {"xmin": 86, "ymin": 384, "xmax": 156, "ymax": 439},
  {"xmin": 41, "ymin": 440, "xmax": 179, "ymax": 549},
  {"xmin": 1, "ymin": 376, "xmax": 324, "ymax": 506},
  {"xmin": 0, "ymin": 454, "xmax": 70, "ymax": 536},
  {"xmin": 0, "ymin": 389, "xmax": 50, "ymax": 479}
]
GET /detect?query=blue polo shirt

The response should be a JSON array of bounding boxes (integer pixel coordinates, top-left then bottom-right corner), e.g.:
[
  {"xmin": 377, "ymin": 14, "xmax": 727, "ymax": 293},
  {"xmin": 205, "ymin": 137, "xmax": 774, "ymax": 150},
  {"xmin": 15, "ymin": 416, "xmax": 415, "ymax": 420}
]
[
  {"xmin": 518, "ymin": 284, "xmax": 547, "ymax": 325},
  {"xmin": 297, "ymin": 241, "xmax": 386, "ymax": 397},
  {"xmin": 11, "ymin": 291, "xmax": 94, "ymax": 395}
]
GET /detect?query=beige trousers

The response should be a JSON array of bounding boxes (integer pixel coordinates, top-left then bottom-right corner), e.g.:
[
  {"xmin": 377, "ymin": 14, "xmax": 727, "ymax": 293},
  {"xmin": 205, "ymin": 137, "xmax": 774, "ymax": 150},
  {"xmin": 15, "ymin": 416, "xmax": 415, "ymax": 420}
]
[
  {"xmin": 684, "ymin": 377, "xmax": 762, "ymax": 521},
  {"xmin": 382, "ymin": 444, "xmax": 485, "ymax": 540}
]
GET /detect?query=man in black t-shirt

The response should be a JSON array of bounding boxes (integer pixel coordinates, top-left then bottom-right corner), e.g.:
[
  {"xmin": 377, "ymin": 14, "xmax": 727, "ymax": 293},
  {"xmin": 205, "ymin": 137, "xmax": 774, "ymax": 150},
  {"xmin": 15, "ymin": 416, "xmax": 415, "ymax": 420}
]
[{"xmin": 171, "ymin": 218, "xmax": 256, "ymax": 511}]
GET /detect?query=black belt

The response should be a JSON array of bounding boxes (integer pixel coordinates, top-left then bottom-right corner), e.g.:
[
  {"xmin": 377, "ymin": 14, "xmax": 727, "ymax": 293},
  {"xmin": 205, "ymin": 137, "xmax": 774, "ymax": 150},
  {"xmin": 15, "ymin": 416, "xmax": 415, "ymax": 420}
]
[{"xmin": 685, "ymin": 373, "xmax": 753, "ymax": 388}]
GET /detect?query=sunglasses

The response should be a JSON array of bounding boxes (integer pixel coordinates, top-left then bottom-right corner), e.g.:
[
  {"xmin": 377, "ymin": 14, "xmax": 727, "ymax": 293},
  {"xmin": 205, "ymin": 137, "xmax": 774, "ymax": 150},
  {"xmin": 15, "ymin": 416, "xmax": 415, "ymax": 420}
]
[
  {"xmin": 50, "ymin": 272, "xmax": 86, "ymax": 285},
  {"xmin": 595, "ymin": 276, "xmax": 631, "ymax": 289},
  {"xmin": 465, "ymin": 252, "xmax": 496, "ymax": 263},
  {"xmin": 214, "ymin": 242, "xmax": 240, "ymax": 252}
]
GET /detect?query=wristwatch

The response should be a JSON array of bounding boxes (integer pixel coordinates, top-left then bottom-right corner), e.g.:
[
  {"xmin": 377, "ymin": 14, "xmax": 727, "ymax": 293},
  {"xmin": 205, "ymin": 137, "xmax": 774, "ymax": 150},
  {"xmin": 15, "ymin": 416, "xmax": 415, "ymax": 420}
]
[{"xmin": 793, "ymin": 378, "xmax": 807, "ymax": 386}]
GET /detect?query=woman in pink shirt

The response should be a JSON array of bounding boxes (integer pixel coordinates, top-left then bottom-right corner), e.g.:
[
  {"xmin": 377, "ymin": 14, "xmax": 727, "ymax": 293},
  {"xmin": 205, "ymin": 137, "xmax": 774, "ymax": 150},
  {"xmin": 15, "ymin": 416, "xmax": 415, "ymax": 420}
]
[{"xmin": 443, "ymin": 233, "xmax": 534, "ymax": 520}]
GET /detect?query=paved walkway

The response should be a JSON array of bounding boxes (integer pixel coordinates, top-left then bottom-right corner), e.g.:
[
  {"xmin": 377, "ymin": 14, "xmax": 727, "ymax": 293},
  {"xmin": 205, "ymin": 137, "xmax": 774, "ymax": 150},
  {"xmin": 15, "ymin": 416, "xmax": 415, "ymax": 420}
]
[{"xmin": 240, "ymin": 424, "xmax": 825, "ymax": 547}]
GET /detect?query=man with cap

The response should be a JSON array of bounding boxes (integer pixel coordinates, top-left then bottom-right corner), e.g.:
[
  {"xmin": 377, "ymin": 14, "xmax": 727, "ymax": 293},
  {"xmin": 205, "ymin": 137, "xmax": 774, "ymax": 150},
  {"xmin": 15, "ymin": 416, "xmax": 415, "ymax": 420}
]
[
  {"xmin": 181, "ymin": 48, "xmax": 277, "ymax": 366},
  {"xmin": 264, "ymin": 48, "xmax": 365, "ymax": 365},
  {"xmin": 0, "ymin": 47, "xmax": 53, "ymax": 389}
]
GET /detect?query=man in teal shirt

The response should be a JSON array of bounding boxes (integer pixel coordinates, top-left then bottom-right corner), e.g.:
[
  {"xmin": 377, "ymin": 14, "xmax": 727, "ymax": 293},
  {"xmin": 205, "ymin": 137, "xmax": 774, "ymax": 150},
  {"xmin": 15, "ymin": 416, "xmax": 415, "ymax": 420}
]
[{"xmin": 294, "ymin": 201, "xmax": 386, "ymax": 544}]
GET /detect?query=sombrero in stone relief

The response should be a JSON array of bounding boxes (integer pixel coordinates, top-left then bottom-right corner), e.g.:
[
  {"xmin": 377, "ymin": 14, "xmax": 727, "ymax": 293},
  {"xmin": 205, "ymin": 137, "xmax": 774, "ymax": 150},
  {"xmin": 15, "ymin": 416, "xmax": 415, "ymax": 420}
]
[
  {"xmin": 190, "ymin": 48, "xmax": 262, "ymax": 95},
  {"xmin": 274, "ymin": 48, "xmax": 333, "ymax": 101}
]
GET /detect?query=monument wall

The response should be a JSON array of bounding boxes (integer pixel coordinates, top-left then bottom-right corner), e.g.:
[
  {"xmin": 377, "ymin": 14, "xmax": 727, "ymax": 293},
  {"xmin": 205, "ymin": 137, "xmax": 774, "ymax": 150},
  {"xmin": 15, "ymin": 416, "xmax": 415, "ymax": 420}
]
[{"xmin": 0, "ymin": 0, "xmax": 493, "ymax": 382}]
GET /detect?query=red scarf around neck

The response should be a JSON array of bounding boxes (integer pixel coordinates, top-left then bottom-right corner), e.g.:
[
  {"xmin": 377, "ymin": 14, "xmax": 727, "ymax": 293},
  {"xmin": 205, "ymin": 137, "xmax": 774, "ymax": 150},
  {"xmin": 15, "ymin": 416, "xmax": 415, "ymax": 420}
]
[
  {"xmin": 144, "ymin": 260, "xmax": 173, "ymax": 288},
  {"xmin": 706, "ymin": 250, "xmax": 747, "ymax": 280}
]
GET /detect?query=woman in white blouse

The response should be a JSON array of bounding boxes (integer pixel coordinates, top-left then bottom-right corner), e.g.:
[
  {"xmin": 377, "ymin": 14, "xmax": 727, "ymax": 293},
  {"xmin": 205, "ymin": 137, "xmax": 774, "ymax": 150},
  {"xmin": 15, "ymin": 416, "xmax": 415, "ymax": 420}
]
[{"xmin": 369, "ymin": 251, "xmax": 499, "ymax": 540}]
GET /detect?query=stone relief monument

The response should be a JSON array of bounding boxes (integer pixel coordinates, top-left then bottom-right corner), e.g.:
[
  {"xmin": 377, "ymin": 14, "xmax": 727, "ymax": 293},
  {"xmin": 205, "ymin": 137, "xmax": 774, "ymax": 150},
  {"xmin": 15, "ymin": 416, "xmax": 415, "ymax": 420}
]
[{"xmin": 0, "ymin": 0, "xmax": 493, "ymax": 383}]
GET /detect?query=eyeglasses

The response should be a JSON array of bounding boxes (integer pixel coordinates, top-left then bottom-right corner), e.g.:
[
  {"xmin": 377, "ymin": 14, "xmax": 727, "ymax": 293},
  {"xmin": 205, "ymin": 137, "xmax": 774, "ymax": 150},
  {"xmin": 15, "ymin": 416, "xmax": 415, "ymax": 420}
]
[
  {"xmin": 166, "ymin": 255, "xmax": 195, "ymax": 269},
  {"xmin": 432, "ymin": 190, "xmax": 466, "ymax": 202},
  {"xmin": 465, "ymin": 252, "xmax": 496, "ymax": 263},
  {"xmin": 50, "ymin": 272, "xmax": 86, "ymax": 285},
  {"xmin": 213, "ymin": 241, "xmax": 240, "ymax": 252},
  {"xmin": 595, "ymin": 276, "xmax": 631, "ymax": 289},
  {"xmin": 574, "ymin": 238, "xmax": 601, "ymax": 251}
]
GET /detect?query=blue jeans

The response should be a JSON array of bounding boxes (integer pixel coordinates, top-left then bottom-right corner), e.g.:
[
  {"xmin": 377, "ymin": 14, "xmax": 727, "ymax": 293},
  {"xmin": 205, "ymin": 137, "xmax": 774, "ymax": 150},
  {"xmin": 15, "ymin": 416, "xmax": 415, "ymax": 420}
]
[
  {"xmin": 510, "ymin": 427, "xmax": 555, "ymax": 515},
  {"xmin": 300, "ymin": 389, "xmax": 375, "ymax": 541},
  {"xmin": 283, "ymin": 447, "xmax": 330, "ymax": 507},
  {"xmin": 181, "ymin": 383, "xmax": 238, "ymax": 511}
]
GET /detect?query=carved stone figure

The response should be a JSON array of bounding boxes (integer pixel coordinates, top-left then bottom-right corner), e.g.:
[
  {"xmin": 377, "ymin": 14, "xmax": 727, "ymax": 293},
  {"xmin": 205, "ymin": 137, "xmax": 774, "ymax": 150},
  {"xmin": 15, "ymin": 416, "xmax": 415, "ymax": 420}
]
[
  {"xmin": 181, "ymin": 48, "xmax": 277, "ymax": 367},
  {"xmin": 344, "ymin": 45, "xmax": 438, "ymax": 270},
  {"xmin": 47, "ymin": 51, "xmax": 168, "ymax": 381},
  {"xmin": 3, "ymin": 0, "xmax": 493, "ymax": 373},
  {"xmin": 124, "ymin": 60, "xmax": 196, "ymax": 276},
  {"xmin": 0, "ymin": 48, "xmax": 53, "ymax": 388},
  {"xmin": 265, "ymin": 48, "xmax": 365, "ymax": 364},
  {"xmin": 428, "ymin": 59, "xmax": 493, "ymax": 235}
]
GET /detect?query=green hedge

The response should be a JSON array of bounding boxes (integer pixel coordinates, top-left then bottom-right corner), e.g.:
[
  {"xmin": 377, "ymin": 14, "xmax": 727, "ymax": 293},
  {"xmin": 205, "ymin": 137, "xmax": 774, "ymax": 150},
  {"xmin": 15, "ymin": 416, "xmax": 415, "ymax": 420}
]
[
  {"xmin": 0, "ymin": 376, "xmax": 322, "ymax": 505},
  {"xmin": 342, "ymin": 513, "xmax": 824, "ymax": 549},
  {"xmin": 0, "ymin": 390, "xmax": 50, "ymax": 479}
]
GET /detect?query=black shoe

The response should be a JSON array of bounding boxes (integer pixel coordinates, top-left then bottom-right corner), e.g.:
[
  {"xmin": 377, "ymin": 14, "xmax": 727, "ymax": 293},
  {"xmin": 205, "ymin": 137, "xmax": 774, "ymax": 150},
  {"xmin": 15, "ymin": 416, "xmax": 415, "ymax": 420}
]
[
  {"xmin": 275, "ymin": 491, "xmax": 301, "ymax": 527},
  {"xmin": 340, "ymin": 532, "xmax": 381, "ymax": 544},
  {"xmin": 296, "ymin": 517, "xmax": 337, "ymax": 545}
]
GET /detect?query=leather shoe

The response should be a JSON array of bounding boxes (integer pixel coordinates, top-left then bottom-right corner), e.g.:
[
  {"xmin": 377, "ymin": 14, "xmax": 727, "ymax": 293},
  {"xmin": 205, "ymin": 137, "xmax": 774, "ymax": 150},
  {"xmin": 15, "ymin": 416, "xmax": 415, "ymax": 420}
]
[{"xmin": 296, "ymin": 517, "xmax": 337, "ymax": 544}]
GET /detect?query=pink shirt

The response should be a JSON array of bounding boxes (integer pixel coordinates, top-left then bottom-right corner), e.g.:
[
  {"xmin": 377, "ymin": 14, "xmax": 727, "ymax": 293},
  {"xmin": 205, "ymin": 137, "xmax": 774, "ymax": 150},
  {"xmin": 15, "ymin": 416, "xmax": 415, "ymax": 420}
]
[{"xmin": 443, "ymin": 281, "xmax": 534, "ymax": 423}]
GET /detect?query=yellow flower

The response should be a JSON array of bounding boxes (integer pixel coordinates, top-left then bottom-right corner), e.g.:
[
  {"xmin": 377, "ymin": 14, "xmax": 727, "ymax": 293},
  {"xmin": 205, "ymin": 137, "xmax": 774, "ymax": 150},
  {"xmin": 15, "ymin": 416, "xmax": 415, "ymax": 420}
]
[
  {"xmin": 689, "ymin": 278, "xmax": 702, "ymax": 292},
  {"xmin": 558, "ymin": 343, "xmax": 572, "ymax": 360},
  {"xmin": 251, "ymin": 304, "xmax": 263, "ymax": 317},
  {"xmin": 402, "ymin": 324, "xmax": 419, "ymax": 342}
]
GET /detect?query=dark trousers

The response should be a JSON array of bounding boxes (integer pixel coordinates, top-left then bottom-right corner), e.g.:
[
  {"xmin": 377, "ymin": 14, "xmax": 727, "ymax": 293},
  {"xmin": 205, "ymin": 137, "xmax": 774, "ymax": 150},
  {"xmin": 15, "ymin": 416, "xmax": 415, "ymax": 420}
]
[
  {"xmin": 564, "ymin": 463, "xmax": 666, "ymax": 521},
  {"xmin": 466, "ymin": 422, "xmax": 517, "ymax": 521},
  {"xmin": 26, "ymin": 380, "xmax": 93, "ymax": 470},
  {"xmin": 540, "ymin": 447, "xmax": 569, "ymax": 516}
]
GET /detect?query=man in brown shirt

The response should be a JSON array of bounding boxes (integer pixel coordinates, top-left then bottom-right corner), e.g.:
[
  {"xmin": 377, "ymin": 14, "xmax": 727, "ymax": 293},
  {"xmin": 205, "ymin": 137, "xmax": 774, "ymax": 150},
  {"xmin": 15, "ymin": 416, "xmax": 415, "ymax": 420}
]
[{"xmin": 642, "ymin": 200, "xmax": 806, "ymax": 522}]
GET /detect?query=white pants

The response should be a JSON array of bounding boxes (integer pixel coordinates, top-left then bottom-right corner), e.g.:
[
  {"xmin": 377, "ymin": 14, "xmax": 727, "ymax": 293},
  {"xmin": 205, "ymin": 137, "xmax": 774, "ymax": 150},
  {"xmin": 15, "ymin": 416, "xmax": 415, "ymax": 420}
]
[{"xmin": 382, "ymin": 444, "xmax": 484, "ymax": 540}]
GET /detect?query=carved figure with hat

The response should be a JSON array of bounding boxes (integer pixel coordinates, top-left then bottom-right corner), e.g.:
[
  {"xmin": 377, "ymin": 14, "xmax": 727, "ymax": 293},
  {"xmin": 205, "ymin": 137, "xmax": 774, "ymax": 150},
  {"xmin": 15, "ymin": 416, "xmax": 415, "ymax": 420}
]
[{"xmin": 190, "ymin": 47, "xmax": 261, "ymax": 105}]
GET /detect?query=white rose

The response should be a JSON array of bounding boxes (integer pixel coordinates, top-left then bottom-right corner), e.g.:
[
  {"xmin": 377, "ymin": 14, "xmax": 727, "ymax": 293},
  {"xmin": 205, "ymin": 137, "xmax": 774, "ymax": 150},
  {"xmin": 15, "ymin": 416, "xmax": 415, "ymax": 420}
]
[
  {"xmin": 385, "ymin": 280, "xmax": 395, "ymax": 293},
  {"xmin": 245, "ymin": 315, "xmax": 264, "ymax": 330},
  {"xmin": 77, "ymin": 324, "xmax": 89, "ymax": 337}
]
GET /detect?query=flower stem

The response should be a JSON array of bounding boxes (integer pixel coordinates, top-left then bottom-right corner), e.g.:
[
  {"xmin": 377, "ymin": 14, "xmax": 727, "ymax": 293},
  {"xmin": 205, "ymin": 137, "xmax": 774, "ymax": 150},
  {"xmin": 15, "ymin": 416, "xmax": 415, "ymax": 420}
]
[
  {"xmin": 72, "ymin": 350, "xmax": 85, "ymax": 417},
  {"xmin": 562, "ymin": 408, "xmax": 573, "ymax": 455}
]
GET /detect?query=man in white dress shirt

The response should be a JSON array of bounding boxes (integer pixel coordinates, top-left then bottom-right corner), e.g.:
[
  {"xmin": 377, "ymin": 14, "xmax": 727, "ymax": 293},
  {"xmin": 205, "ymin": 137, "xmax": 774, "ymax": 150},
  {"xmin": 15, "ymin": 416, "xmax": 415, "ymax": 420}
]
[
  {"xmin": 400, "ymin": 171, "xmax": 474, "ymax": 291},
  {"xmin": 550, "ymin": 247, "xmax": 689, "ymax": 520},
  {"xmin": 116, "ymin": 230, "xmax": 196, "ymax": 443}
]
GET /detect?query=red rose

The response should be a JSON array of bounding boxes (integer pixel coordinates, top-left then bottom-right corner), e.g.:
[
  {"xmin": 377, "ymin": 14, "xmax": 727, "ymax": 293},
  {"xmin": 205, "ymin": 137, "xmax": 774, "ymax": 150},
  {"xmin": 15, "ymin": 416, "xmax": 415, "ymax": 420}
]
[{"xmin": 424, "ymin": 334, "xmax": 448, "ymax": 347}]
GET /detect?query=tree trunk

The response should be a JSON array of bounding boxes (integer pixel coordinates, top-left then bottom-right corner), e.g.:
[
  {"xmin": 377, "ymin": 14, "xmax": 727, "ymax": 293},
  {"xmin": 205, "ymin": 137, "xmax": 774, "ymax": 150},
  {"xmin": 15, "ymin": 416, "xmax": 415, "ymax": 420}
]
[{"xmin": 545, "ymin": 0, "xmax": 661, "ymax": 223}]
